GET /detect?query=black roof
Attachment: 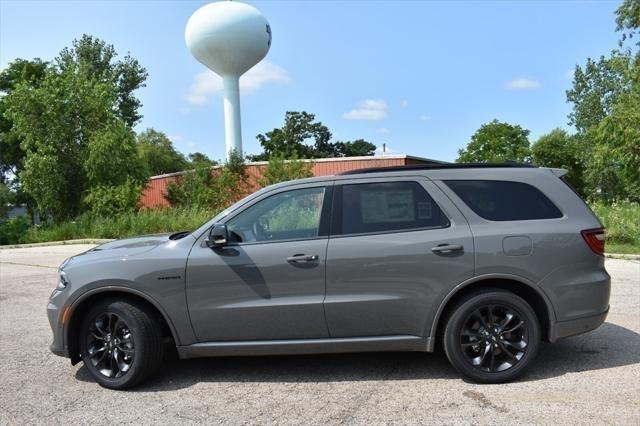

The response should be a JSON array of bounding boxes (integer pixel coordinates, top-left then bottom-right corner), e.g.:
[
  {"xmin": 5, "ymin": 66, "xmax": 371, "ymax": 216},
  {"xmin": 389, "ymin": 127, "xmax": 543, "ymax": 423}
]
[{"xmin": 338, "ymin": 162, "xmax": 535, "ymax": 175}]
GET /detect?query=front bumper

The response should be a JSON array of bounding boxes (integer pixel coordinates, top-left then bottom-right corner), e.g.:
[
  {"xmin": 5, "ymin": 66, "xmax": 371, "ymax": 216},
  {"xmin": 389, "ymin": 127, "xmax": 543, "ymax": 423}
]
[
  {"xmin": 47, "ymin": 294, "xmax": 68, "ymax": 358},
  {"xmin": 550, "ymin": 306, "xmax": 609, "ymax": 341}
]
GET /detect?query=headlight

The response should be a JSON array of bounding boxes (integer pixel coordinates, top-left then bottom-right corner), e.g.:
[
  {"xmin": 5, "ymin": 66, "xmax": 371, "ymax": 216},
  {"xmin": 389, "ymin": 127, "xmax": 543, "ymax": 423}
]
[{"xmin": 56, "ymin": 270, "xmax": 69, "ymax": 291}]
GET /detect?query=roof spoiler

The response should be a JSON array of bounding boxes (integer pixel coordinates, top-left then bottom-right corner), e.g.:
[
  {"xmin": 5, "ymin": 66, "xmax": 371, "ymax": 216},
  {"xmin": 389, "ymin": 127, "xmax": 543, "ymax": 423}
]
[{"xmin": 544, "ymin": 168, "xmax": 568, "ymax": 178}]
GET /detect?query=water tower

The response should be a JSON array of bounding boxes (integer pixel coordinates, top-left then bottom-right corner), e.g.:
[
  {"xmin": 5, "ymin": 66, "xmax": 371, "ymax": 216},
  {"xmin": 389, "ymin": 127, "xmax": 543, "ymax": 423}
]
[{"xmin": 185, "ymin": 1, "xmax": 271, "ymax": 159}]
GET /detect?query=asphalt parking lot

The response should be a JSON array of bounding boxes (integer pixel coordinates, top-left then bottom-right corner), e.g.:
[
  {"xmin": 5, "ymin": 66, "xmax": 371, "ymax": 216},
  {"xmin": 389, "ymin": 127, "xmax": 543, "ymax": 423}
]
[{"xmin": 1, "ymin": 245, "xmax": 638, "ymax": 425}]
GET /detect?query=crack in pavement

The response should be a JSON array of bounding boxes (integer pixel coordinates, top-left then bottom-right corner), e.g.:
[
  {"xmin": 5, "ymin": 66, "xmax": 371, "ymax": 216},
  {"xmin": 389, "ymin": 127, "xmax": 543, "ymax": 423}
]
[{"xmin": 0, "ymin": 261, "xmax": 58, "ymax": 270}]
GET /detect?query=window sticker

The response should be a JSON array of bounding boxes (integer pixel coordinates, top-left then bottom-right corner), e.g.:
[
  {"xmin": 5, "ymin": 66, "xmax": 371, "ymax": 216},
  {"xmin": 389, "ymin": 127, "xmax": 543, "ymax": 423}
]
[
  {"xmin": 361, "ymin": 190, "xmax": 415, "ymax": 223},
  {"xmin": 417, "ymin": 201, "xmax": 432, "ymax": 219}
]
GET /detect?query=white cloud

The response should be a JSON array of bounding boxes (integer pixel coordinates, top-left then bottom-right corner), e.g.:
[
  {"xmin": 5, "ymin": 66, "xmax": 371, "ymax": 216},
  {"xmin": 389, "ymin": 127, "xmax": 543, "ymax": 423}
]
[
  {"xmin": 185, "ymin": 61, "xmax": 291, "ymax": 105},
  {"xmin": 376, "ymin": 127, "xmax": 390, "ymax": 134},
  {"xmin": 342, "ymin": 99, "xmax": 388, "ymax": 120},
  {"xmin": 505, "ymin": 78, "xmax": 542, "ymax": 90},
  {"xmin": 419, "ymin": 114, "xmax": 432, "ymax": 122},
  {"xmin": 400, "ymin": 100, "xmax": 409, "ymax": 108}
]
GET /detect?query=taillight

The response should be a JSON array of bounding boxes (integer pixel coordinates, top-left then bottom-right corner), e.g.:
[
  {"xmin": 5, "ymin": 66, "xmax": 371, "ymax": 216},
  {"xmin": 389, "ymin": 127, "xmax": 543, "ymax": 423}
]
[{"xmin": 581, "ymin": 228, "xmax": 606, "ymax": 256}]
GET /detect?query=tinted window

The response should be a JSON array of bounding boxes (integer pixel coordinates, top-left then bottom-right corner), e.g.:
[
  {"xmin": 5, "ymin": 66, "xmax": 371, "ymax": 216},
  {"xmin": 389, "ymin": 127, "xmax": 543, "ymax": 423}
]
[
  {"xmin": 337, "ymin": 181, "xmax": 449, "ymax": 235},
  {"xmin": 227, "ymin": 187, "xmax": 326, "ymax": 243},
  {"xmin": 444, "ymin": 180, "xmax": 562, "ymax": 221}
]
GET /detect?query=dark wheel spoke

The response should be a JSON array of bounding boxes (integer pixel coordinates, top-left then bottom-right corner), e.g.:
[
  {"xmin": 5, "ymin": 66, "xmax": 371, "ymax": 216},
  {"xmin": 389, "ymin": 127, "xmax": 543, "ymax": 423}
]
[
  {"xmin": 479, "ymin": 344, "xmax": 490, "ymax": 365},
  {"xmin": 501, "ymin": 339, "xmax": 526, "ymax": 350},
  {"xmin": 91, "ymin": 331, "xmax": 105, "ymax": 341},
  {"xmin": 489, "ymin": 346, "xmax": 496, "ymax": 372},
  {"xmin": 502, "ymin": 320, "xmax": 524, "ymax": 335},
  {"xmin": 460, "ymin": 303, "xmax": 529, "ymax": 375},
  {"xmin": 500, "ymin": 312, "xmax": 515, "ymax": 329},
  {"xmin": 117, "ymin": 345, "xmax": 134, "ymax": 354},
  {"xmin": 498, "ymin": 342, "xmax": 519, "ymax": 360},
  {"xmin": 473, "ymin": 310, "xmax": 489, "ymax": 330},
  {"xmin": 94, "ymin": 347, "xmax": 108, "ymax": 364}
]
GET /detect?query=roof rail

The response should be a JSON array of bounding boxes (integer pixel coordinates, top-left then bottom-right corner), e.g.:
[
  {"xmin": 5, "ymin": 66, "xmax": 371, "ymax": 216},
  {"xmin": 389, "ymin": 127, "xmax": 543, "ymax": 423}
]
[{"xmin": 337, "ymin": 162, "xmax": 536, "ymax": 175}]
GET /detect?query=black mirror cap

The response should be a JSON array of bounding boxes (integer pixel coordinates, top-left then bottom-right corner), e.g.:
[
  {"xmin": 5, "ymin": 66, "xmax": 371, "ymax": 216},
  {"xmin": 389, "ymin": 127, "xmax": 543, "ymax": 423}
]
[{"xmin": 206, "ymin": 224, "xmax": 228, "ymax": 248}]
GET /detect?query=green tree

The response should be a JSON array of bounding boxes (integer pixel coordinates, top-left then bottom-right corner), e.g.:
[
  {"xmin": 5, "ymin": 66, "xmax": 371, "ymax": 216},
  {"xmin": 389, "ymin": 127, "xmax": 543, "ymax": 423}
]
[
  {"xmin": 565, "ymin": 0, "xmax": 639, "ymax": 201},
  {"xmin": 254, "ymin": 111, "xmax": 326, "ymax": 160},
  {"xmin": 166, "ymin": 150, "xmax": 247, "ymax": 210},
  {"xmin": 137, "ymin": 129, "xmax": 189, "ymax": 175},
  {"xmin": 584, "ymin": 88, "xmax": 640, "ymax": 202},
  {"xmin": 0, "ymin": 58, "xmax": 49, "ymax": 184},
  {"xmin": 616, "ymin": 0, "xmax": 640, "ymax": 47},
  {"xmin": 259, "ymin": 154, "xmax": 313, "ymax": 186},
  {"xmin": 0, "ymin": 182, "xmax": 16, "ymax": 218},
  {"xmin": 85, "ymin": 120, "xmax": 148, "ymax": 187},
  {"xmin": 566, "ymin": 54, "xmax": 632, "ymax": 134},
  {"xmin": 56, "ymin": 35, "xmax": 147, "ymax": 127},
  {"xmin": 457, "ymin": 120, "xmax": 531, "ymax": 163},
  {"xmin": 4, "ymin": 35, "xmax": 147, "ymax": 221},
  {"xmin": 252, "ymin": 111, "xmax": 376, "ymax": 160},
  {"xmin": 188, "ymin": 152, "xmax": 217, "ymax": 168},
  {"xmin": 531, "ymin": 129, "xmax": 585, "ymax": 195},
  {"xmin": 335, "ymin": 139, "xmax": 377, "ymax": 157}
]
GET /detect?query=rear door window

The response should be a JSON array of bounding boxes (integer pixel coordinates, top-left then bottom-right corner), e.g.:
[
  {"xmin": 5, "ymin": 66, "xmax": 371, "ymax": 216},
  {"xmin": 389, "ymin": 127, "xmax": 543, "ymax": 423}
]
[
  {"xmin": 444, "ymin": 180, "xmax": 562, "ymax": 221},
  {"xmin": 335, "ymin": 181, "xmax": 449, "ymax": 235}
]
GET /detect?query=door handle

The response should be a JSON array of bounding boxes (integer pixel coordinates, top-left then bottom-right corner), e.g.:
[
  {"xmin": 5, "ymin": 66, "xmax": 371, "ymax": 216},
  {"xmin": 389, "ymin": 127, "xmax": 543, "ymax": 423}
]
[
  {"xmin": 286, "ymin": 254, "xmax": 319, "ymax": 263},
  {"xmin": 431, "ymin": 244, "xmax": 463, "ymax": 254}
]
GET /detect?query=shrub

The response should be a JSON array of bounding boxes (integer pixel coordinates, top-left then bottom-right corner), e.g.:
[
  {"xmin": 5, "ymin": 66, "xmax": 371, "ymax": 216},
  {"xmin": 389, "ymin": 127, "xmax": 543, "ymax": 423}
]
[
  {"xmin": 259, "ymin": 154, "xmax": 313, "ymax": 187},
  {"xmin": 590, "ymin": 201, "xmax": 640, "ymax": 245},
  {"xmin": 83, "ymin": 178, "xmax": 142, "ymax": 217},
  {"xmin": 0, "ymin": 216, "xmax": 31, "ymax": 245},
  {"xmin": 165, "ymin": 150, "xmax": 248, "ymax": 210}
]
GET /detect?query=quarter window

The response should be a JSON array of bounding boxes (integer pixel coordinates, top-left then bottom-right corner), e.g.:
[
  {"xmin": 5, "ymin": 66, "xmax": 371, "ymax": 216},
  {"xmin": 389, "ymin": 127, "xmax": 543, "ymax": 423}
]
[
  {"xmin": 227, "ymin": 187, "xmax": 326, "ymax": 243},
  {"xmin": 444, "ymin": 180, "xmax": 562, "ymax": 221},
  {"xmin": 337, "ymin": 181, "xmax": 449, "ymax": 235}
]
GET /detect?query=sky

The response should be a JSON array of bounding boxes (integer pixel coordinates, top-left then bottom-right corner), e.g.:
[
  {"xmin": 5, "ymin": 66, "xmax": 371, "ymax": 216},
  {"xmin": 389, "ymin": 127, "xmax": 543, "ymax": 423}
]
[{"xmin": 0, "ymin": 0, "xmax": 622, "ymax": 163}]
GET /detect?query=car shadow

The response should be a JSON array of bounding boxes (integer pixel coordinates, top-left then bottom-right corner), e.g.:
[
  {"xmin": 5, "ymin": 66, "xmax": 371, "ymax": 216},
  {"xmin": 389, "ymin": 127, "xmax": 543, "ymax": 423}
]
[{"xmin": 74, "ymin": 322, "xmax": 640, "ymax": 391}]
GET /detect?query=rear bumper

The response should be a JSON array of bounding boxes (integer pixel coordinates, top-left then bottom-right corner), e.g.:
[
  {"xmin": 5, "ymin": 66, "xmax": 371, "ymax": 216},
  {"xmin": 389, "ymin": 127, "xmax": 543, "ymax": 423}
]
[{"xmin": 550, "ymin": 306, "xmax": 608, "ymax": 341}]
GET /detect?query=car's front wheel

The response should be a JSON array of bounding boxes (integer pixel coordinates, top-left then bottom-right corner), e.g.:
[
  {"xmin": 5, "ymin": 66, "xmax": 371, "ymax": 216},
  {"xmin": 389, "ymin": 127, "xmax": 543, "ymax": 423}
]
[
  {"xmin": 443, "ymin": 289, "xmax": 541, "ymax": 383},
  {"xmin": 79, "ymin": 299, "xmax": 164, "ymax": 390}
]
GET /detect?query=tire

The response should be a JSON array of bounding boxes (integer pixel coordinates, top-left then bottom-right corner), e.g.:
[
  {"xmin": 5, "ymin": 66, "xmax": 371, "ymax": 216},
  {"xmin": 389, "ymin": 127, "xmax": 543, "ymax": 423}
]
[
  {"xmin": 443, "ymin": 289, "xmax": 540, "ymax": 383},
  {"xmin": 79, "ymin": 299, "xmax": 164, "ymax": 390}
]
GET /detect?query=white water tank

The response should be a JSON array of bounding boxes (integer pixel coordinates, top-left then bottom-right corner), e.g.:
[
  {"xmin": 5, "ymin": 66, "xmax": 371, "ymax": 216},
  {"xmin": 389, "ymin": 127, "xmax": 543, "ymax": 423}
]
[{"xmin": 185, "ymin": 1, "xmax": 271, "ymax": 158}]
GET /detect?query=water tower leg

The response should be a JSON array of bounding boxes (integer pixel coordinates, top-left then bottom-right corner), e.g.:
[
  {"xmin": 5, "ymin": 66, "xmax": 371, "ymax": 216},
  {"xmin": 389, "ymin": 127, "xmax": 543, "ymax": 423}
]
[{"xmin": 222, "ymin": 76, "xmax": 243, "ymax": 159}]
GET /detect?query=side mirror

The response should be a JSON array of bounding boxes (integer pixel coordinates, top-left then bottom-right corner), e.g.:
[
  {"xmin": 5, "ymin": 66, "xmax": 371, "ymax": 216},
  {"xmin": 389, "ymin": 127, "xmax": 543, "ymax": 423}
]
[{"xmin": 206, "ymin": 224, "xmax": 228, "ymax": 248}]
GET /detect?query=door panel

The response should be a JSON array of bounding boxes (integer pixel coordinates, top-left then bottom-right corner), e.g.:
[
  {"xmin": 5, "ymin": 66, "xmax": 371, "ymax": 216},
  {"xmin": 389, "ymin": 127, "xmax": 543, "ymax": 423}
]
[
  {"xmin": 186, "ymin": 239, "xmax": 329, "ymax": 341},
  {"xmin": 186, "ymin": 184, "xmax": 332, "ymax": 342},
  {"xmin": 324, "ymin": 178, "xmax": 474, "ymax": 337}
]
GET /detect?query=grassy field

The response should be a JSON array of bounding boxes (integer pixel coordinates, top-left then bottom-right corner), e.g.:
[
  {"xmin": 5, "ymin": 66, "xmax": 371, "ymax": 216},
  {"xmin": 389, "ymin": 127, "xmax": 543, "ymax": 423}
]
[
  {"xmin": 2, "ymin": 202, "xmax": 639, "ymax": 253},
  {"xmin": 590, "ymin": 202, "xmax": 640, "ymax": 254}
]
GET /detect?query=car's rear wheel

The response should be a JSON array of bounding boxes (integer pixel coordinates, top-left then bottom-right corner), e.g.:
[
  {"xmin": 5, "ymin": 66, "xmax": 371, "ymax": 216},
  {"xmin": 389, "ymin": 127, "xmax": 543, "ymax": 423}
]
[
  {"xmin": 443, "ymin": 290, "xmax": 540, "ymax": 383},
  {"xmin": 79, "ymin": 299, "xmax": 164, "ymax": 390}
]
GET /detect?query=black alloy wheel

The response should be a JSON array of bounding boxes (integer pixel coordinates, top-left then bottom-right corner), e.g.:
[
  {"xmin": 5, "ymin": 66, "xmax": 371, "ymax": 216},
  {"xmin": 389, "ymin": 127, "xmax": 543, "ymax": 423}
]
[
  {"xmin": 460, "ymin": 304, "xmax": 528, "ymax": 373},
  {"xmin": 443, "ymin": 289, "xmax": 541, "ymax": 383},
  {"xmin": 86, "ymin": 312, "xmax": 135, "ymax": 378},
  {"xmin": 79, "ymin": 299, "xmax": 164, "ymax": 390}
]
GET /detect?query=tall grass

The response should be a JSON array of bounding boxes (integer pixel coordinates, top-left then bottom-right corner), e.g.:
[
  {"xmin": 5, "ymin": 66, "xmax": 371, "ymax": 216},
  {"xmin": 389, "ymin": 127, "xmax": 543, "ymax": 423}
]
[
  {"xmin": 590, "ymin": 201, "xmax": 640, "ymax": 253},
  {"xmin": 22, "ymin": 207, "xmax": 216, "ymax": 243}
]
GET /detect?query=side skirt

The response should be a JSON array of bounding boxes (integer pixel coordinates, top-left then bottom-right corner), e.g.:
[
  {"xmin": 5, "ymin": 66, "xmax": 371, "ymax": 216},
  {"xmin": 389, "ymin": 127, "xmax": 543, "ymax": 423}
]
[{"xmin": 177, "ymin": 335, "xmax": 433, "ymax": 359}]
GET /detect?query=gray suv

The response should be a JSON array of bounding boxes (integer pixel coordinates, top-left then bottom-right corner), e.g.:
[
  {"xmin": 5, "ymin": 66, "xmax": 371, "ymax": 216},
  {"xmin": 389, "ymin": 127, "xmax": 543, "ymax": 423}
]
[{"xmin": 48, "ymin": 164, "xmax": 610, "ymax": 389}]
